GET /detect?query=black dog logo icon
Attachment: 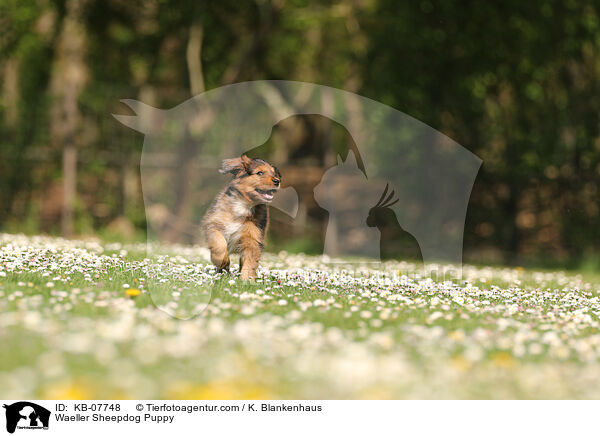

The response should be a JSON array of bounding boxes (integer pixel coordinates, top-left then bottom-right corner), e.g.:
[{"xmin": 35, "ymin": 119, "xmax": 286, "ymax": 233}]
[{"xmin": 3, "ymin": 402, "xmax": 50, "ymax": 434}]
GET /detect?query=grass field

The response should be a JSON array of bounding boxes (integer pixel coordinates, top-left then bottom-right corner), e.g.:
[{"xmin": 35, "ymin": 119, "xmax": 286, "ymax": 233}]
[{"xmin": 1, "ymin": 233, "xmax": 600, "ymax": 399}]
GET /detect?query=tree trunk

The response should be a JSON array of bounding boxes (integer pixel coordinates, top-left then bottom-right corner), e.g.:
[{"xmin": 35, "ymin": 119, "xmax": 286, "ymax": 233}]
[
  {"xmin": 186, "ymin": 24, "xmax": 205, "ymax": 95},
  {"xmin": 161, "ymin": 22, "xmax": 207, "ymax": 243},
  {"xmin": 50, "ymin": 0, "xmax": 88, "ymax": 237},
  {"xmin": 61, "ymin": 143, "xmax": 77, "ymax": 236}
]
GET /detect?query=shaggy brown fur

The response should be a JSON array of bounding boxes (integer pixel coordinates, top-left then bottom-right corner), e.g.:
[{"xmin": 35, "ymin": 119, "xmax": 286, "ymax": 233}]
[{"xmin": 202, "ymin": 155, "xmax": 281, "ymax": 280}]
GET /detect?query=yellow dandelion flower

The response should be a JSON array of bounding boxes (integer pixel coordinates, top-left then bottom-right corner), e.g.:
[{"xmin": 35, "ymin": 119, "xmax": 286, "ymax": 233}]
[
  {"xmin": 360, "ymin": 386, "xmax": 394, "ymax": 399},
  {"xmin": 451, "ymin": 355, "xmax": 471, "ymax": 372},
  {"xmin": 41, "ymin": 381, "xmax": 93, "ymax": 400},
  {"xmin": 165, "ymin": 380, "xmax": 270, "ymax": 400},
  {"xmin": 125, "ymin": 288, "xmax": 142, "ymax": 297},
  {"xmin": 491, "ymin": 351, "xmax": 515, "ymax": 369}
]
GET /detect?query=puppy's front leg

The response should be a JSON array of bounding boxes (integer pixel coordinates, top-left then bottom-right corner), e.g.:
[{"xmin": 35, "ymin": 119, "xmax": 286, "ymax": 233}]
[
  {"xmin": 240, "ymin": 221, "xmax": 263, "ymax": 280},
  {"xmin": 208, "ymin": 230, "xmax": 230, "ymax": 272}
]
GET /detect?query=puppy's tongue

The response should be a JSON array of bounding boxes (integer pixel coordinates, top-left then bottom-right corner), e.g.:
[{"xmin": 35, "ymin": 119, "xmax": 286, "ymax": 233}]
[{"xmin": 263, "ymin": 192, "xmax": 274, "ymax": 201}]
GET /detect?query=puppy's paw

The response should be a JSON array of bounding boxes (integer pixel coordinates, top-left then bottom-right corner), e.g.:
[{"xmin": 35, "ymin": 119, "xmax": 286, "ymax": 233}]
[{"xmin": 240, "ymin": 270, "xmax": 256, "ymax": 281}]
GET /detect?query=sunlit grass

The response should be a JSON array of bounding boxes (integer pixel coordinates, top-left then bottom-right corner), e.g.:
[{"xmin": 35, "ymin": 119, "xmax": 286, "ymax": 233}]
[{"xmin": 1, "ymin": 233, "xmax": 599, "ymax": 399}]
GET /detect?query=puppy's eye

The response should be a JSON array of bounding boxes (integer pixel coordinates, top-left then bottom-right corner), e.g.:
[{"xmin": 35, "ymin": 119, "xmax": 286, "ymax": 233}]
[{"xmin": 256, "ymin": 171, "xmax": 264, "ymax": 176}]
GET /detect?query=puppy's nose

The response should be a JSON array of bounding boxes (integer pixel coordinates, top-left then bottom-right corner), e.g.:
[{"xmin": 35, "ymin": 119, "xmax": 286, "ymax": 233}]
[{"xmin": 272, "ymin": 178, "xmax": 280, "ymax": 186}]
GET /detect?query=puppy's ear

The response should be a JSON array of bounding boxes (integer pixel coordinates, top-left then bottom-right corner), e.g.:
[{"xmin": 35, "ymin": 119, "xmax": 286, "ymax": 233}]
[
  {"xmin": 219, "ymin": 155, "xmax": 252, "ymax": 176},
  {"xmin": 241, "ymin": 154, "xmax": 252, "ymax": 169}
]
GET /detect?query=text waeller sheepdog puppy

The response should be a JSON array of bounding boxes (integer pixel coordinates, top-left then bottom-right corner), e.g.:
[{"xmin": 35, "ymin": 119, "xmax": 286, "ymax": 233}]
[{"xmin": 203, "ymin": 155, "xmax": 281, "ymax": 280}]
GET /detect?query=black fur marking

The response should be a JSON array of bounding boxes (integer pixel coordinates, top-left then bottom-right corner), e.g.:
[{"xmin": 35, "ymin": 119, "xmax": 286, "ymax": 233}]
[
  {"xmin": 226, "ymin": 186, "xmax": 242, "ymax": 197},
  {"xmin": 257, "ymin": 214, "xmax": 267, "ymax": 231},
  {"xmin": 254, "ymin": 204, "xmax": 268, "ymax": 232},
  {"xmin": 258, "ymin": 211, "xmax": 267, "ymax": 232}
]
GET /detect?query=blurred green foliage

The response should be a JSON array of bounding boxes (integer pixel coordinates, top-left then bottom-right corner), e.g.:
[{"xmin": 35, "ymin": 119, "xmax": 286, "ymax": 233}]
[{"xmin": 0, "ymin": 0, "xmax": 599, "ymax": 268}]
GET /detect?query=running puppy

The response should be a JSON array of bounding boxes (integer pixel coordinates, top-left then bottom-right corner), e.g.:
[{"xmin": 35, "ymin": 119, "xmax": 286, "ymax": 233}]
[{"xmin": 202, "ymin": 155, "xmax": 281, "ymax": 280}]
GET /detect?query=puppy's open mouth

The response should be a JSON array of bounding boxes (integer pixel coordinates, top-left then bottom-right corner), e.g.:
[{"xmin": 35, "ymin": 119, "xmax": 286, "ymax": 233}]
[{"xmin": 255, "ymin": 188, "xmax": 277, "ymax": 202}]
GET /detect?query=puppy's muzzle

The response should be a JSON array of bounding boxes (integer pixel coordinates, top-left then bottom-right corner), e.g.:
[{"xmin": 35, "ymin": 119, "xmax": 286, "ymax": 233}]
[{"xmin": 255, "ymin": 188, "xmax": 278, "ymax": 202}]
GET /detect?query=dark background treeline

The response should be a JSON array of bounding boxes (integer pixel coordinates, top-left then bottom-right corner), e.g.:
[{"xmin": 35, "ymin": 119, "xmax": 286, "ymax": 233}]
[{"xmin": 1, "ymin": 0, "xmax": 599, "ymax": 268}]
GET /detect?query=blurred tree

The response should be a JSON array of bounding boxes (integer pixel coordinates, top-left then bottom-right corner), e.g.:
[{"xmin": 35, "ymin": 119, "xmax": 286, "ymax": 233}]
[
  {"xmin": 362, "ymin": 0, "xmax": 600, "ymax": 264},
  {"xmin": 50, "ymin": 0, "xmax": 89, "ymax": 236},
  {"xmin": 0, "ymin": 0, "xmax": 598, "ymax": 266}
]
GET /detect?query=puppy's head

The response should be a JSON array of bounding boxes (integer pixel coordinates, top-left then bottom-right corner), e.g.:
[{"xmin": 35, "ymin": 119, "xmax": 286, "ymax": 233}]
[{"xmin": 220, "ymin": 155, "xmax": 281, "ymax": 204}]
